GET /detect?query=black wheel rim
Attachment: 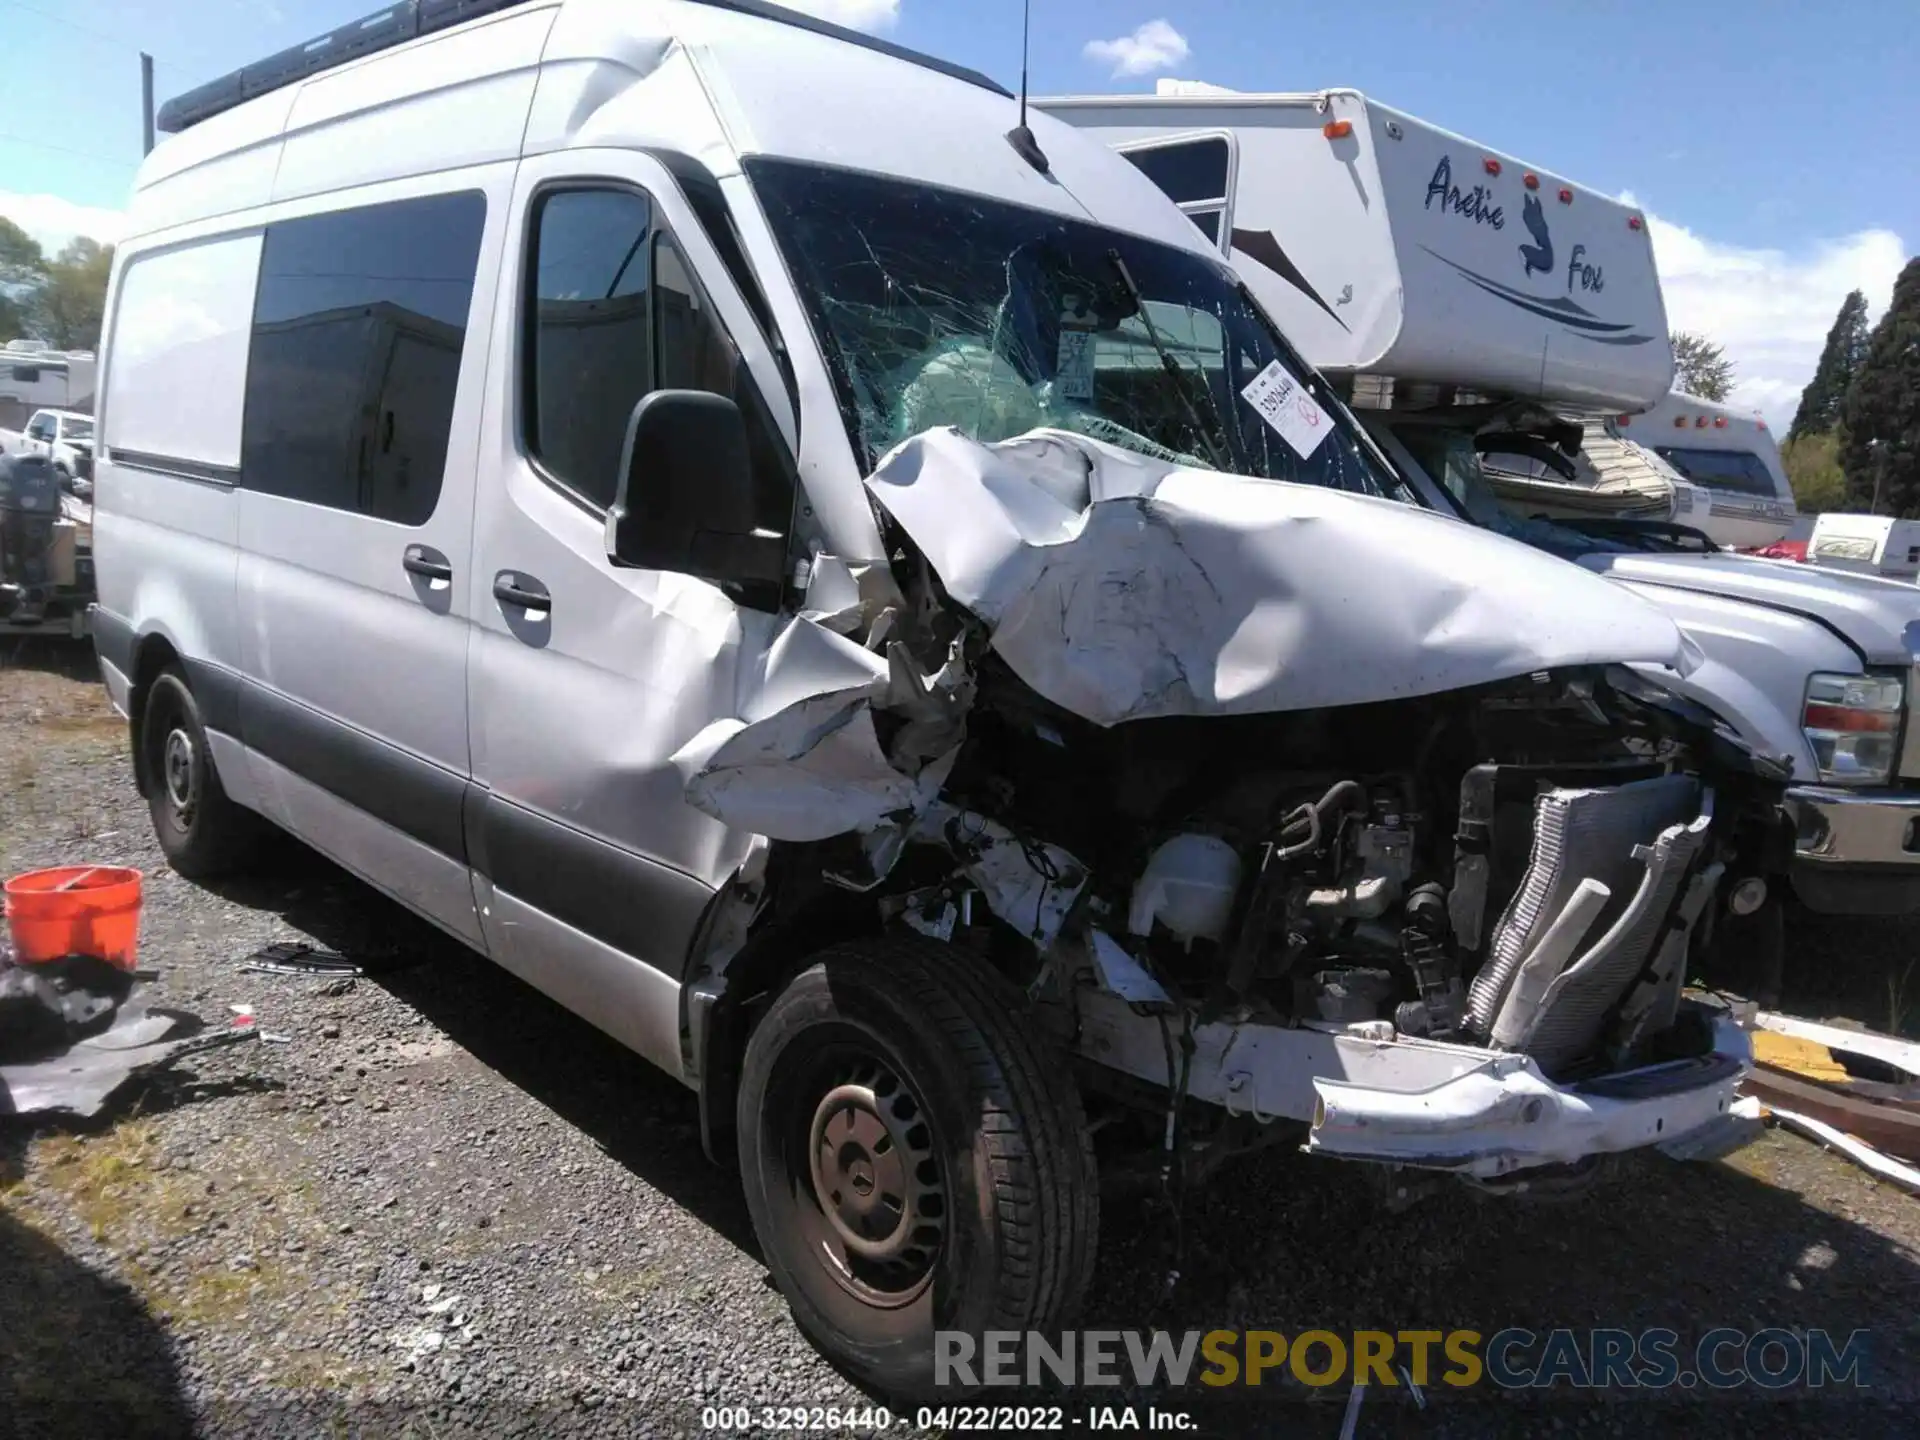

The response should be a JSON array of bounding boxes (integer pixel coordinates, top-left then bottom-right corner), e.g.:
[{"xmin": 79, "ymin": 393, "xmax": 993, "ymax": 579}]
[
  {"xmin": 162, "ymin": 724, "xmax": 198, "ymax": 827},
  {"xmin": 778, "ymin": 1031, "xmax": 947, "ymax": 1310}
]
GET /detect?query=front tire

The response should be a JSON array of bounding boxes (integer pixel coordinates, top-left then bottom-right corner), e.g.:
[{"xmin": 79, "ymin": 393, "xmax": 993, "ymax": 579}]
[
  {"xmin": 139, "ymin": 665, "xmax": 261, "ymax": 879},
  {"xmin": 737, "ymin": 937, "xmax": 1098, "ymax": 1400}
]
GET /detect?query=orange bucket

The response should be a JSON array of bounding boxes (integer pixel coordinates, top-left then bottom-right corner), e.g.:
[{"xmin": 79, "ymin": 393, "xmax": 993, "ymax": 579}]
[{"xmin": 4, "ymin": 866, "xmax": 145, "ymax": 970}]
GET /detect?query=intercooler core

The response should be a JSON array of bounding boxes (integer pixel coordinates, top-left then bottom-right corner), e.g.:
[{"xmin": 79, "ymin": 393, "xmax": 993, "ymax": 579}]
[{"xmin": 1467, "ymin": 774, "xmax": 1707, "ymax": 1073}]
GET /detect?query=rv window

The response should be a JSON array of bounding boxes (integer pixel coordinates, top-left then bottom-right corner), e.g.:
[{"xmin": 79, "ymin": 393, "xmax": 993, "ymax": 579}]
[
  {"xmin": 12, "ymin": 367, "xmax": 41, "ymax": 383},
  {"xmin": 241, "ymin": 191, "xmax": 485, "ymax": 525},
  {"xmin": 523, "ymin": 187, "xmax": 792, "ymax": 530},
  {"xmin": 1120, "ymin": 139, "xmax": 1230, "ymax": 247},
  {"xmin": 1653, "ymin": 445, "xmax": 1781, "ymax": 499},
  {"xmin": 1120, "ymin": 139, "xmax": 1230, "ymax": 206}
]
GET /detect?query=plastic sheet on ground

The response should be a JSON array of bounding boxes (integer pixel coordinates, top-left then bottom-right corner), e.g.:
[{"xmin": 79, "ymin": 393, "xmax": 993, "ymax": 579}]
[{"xmin": 0, "ymin": 1006, "xmax": 259, "ymax": 1118}]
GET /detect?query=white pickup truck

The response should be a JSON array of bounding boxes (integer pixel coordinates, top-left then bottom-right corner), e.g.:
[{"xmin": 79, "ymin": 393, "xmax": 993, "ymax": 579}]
[{"xmin": 1, "ymin": 408, "xmax": 96, "ymax": 483}]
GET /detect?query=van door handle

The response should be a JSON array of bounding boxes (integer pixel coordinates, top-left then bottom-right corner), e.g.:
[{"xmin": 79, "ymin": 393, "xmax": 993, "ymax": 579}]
[
  {"xmin": 493, "ymin": 571, "xmax": 550, "ymax": 612},
  {"xmin": 403, "ymin": 545, "xmax": 453, "ymax": 583}
]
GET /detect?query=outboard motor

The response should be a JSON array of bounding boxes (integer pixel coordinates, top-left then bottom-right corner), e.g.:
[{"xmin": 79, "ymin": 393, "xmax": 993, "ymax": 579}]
[{"xmin": 0, "ymin": 451, "xmax": 63, "ymax": 623}]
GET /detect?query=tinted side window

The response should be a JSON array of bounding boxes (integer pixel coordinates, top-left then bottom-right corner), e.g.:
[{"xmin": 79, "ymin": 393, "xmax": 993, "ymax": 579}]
[
  {"xmin": 1655, "ymin": 445, "xmax": 1781, "ymax": 499},
  {"xmin": 525, "ymin": 188, "xmax": 792, "ymax": 534},
  {"xmin": 242, "ymin": 191, "xmax": 485, "ymax": 525},
  {"xmin": 525, "ymin": 189, "xmax": 655, "ymax": 509},
  {"xmin": 1122, "ymin": 139, "xmax": 1230, "ymax": 205}
]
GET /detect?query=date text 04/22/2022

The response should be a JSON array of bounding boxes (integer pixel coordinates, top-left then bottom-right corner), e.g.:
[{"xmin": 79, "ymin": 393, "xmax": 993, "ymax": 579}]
[{"xmin": 699, "ymin": 1405, "xmax": 1197, "ymax": 1431}]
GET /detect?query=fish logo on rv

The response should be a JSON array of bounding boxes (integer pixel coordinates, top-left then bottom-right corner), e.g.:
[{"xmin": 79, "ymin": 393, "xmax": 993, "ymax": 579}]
[
  {"xmin": 1418, "ymin": 155, "xmax": 1652, "ymax": 348},
  {"xmin": 1518, "ymin": 193, "xmax": 1554, "ymax": 278}
]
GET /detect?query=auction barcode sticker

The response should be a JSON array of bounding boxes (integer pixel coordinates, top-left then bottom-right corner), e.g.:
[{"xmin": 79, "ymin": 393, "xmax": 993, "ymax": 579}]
[
  {"xmin": 1240, "ymin": 359, "xmax": 1331, "ymax": 460},
  {"xmin": 1055, "ymin": 328, "xmax": 1097, "ymax": 402}
]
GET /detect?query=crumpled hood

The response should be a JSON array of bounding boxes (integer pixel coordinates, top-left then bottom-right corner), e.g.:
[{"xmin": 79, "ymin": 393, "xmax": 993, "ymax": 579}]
[
  {"xmin": 1580, "ymin": 550, "xmax": 1920, "ymax": 665},
  {"xmin": 864, "ymin": 428, "xmax": 1695, "ymax": 726},
  {"xmin": 670, "ymin": 428, "xmax": 1704, "ymax": 851}
]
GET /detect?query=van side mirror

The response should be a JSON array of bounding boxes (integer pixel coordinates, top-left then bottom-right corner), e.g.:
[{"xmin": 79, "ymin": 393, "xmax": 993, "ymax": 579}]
[{"xmin": 605, "ymin": 390, "xmax": 786, "ymax": 587}]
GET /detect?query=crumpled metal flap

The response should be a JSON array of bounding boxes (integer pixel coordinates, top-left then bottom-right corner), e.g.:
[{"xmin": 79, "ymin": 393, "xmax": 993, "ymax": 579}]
[{"xmin": 0, "ymin": 1007, "xmax": 258, "ymax": 1119}]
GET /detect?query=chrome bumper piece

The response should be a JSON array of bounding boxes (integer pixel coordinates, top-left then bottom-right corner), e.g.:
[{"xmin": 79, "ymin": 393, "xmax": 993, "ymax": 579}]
[{"xmin": 1785, "ymin": 785, "xmax": 1920, "ymax": 868}]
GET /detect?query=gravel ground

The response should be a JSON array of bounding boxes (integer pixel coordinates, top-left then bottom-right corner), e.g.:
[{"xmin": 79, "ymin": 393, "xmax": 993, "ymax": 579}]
[{"xmin": 3, "ymin": 637, "xmax": 1920, "ymax": 1438}]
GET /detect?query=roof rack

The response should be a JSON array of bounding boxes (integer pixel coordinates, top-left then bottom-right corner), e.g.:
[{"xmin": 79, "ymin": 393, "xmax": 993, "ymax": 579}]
[{"xmin": 156, "ymin": 0, "xmax": 1009, "ymax": 136}]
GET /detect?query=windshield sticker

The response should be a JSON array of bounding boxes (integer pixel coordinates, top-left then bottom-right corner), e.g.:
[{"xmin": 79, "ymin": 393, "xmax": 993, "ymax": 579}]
[
  {"xmin": 1055, "ymin": 327, "xmax": 1097, "ymax": 402},
  {"xmin": 1240, "ymin": 360, "xmax": 1331, "ymax": 460}
]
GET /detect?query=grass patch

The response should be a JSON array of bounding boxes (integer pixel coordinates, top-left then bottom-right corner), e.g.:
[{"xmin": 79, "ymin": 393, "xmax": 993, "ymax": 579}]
[{"xmin": 5, "ymin": 1119, "xmax": 363, "ymax": 1351}]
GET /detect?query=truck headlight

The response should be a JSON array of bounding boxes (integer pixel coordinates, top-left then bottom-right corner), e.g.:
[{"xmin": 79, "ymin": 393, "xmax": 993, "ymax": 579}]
[{"xmin": 1803, "ymin": 672, "xmax": 1904, "ymax": 783}]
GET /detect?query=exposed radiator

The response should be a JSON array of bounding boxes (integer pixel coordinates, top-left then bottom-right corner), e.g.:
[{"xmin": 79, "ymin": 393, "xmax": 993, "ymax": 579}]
[{"xmin": 1467, "ymin": 774, "xmax": 1705, "ymax": 1072}]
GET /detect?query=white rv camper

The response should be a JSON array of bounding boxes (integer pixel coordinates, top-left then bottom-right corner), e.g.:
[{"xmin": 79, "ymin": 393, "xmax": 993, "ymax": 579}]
[
  {"xmin": 0, "ymin": 342, "xmax": 98, "ymax": 432},
  {"xmin": 1807, "ymin": 513, "xmax": 1920, "ymax": 582},
  {"xmin": 1040, "ymin": 87, "xmax": 1672, "ymax": 410},
  {"xmin": 1612, "ymin": 390, "xmax": 1796, "ymax": 550}
]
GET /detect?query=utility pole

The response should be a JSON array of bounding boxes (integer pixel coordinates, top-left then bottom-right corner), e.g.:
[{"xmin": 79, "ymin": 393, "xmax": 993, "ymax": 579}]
[{"xmin": 141, "ymin": 52, "xmax": 155, "ymax": 154}]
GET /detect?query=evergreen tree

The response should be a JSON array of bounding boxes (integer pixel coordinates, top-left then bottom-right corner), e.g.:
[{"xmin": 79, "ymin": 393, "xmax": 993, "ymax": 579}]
[
  {"xmin": 1842, "ymin": 257, "xmax": 1920, "ymax": 515},
  {"xmin": 1789, "ymin": 289, "xmax": 1870, "ymax": 440},
  {"xmin": 1671, "ymin": 331, "xmax": 1736, "ymax": 400}
]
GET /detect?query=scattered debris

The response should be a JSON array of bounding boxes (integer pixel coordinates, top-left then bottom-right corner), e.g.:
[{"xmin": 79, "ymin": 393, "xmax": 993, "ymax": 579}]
[
  {"xmin": 1752, "ymin": 1029, "xmax": 1851, "ymax": 1086},
  {"xmin": 238, "ymin": 941, "xmax": 362, "ymax": 977},
  {"xmin": 260, "ymin": 1032, "xmax": 292, "ymax": 1045},
  {"xmin": 1744, "ymin": 1065, "xmax": 1920, "ymax": 1163},
  {"xmin": 1768, "ymin": 1106, "xmax": 1920, "ymax": 1195},
  {"xmin": 1740, "ymin": 1008, "xmax": 1920, "ymax": 1162},
  {"xmin": 0, "ymin": 952, "xmax": 135, "ymax": 1053},
  {"xmin": 1338, "ymin": 1380, "xmax": 1368, "ymax": 1440},
  {"xmin": 0, "ymin": 1005, "xmax": 260, "ymax": 1117},
  {"xmin": 1754, "ymin": 1010, "xmax": 1920, "ymax": 1078}
]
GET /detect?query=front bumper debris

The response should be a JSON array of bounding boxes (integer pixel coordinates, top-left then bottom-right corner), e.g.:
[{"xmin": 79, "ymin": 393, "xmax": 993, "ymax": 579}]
[
  {"xmin": 1073, "ymin": 987, "xmax": 1750, "ymax": 1182},
  {"xmin": 1309, "ymin": 1013, "xmax": 1749, "ymax": 1178}
]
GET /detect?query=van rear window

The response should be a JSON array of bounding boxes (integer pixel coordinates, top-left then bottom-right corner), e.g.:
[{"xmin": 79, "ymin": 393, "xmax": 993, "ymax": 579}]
[
  {"xmin": 1652, "ymin": 445, "xmax": 1783, "ymax": 499},
  {"xmin": 241, "ymin": 191, "xmax": 485, "ymax": 525}
]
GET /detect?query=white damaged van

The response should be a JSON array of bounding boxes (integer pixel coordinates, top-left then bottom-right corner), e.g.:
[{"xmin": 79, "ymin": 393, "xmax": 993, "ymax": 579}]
[{"xmin": 92, "ymin": 0, "xmax": 1785, "ymax": 1394}]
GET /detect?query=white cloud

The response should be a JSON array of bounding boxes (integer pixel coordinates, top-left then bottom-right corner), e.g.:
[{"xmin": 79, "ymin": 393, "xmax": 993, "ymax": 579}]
[
  {"xmin": 1084, "ymin": 19, "xmax": 1190, "ymax": 78},
  {"xmin": 1625, "ymin": 192, "xmax": 1907, "ymax": 428},
  {"xmin": 782, "ymin": 0, "xmax": 900, "ymax": 32},
  {"xmin": 0, "ymin": 191, "xmax": 127, "ymax": 255}
]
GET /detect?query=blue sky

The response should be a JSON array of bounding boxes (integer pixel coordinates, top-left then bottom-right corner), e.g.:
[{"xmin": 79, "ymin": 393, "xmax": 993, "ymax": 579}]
[{"xmin": 2, "ymin": 0, "xmax": 1913, "ymax": 421}]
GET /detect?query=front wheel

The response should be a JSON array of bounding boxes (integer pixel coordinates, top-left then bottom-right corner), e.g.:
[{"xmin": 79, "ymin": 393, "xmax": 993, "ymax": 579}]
[{"xmin": 737, "ymin": 937, "xmax": 1099, "ymax": 1400}]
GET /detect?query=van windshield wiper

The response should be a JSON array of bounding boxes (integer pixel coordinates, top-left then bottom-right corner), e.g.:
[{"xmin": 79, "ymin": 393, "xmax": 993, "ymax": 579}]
[{"xmin": 1106, "ymin": 249, "xmax": 1233, "ymax": 473}]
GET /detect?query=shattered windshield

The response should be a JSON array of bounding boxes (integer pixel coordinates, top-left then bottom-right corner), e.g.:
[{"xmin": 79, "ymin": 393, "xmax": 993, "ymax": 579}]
[{"xmin": 745, "ymin": 157, "xmax": 1413, "ymax": 501}]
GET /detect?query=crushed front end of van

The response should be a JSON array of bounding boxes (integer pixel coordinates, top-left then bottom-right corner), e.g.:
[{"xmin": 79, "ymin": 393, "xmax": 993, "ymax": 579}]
[{"xmin": 680, "ymin": 427, "xmax": 1786, "ymax": 1189}]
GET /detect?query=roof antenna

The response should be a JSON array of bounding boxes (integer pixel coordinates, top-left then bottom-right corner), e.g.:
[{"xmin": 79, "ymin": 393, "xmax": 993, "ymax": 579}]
[{"xmin": 1004, "ymin": 0, "xmax": 1050, "ymax": 174}]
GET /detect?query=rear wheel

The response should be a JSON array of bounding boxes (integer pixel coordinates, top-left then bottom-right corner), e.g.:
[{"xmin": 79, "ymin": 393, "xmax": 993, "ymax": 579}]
[
  {"xmin": 737, "ymin": 937, "xmax": 1098, "ymax": 1400},
  {"xmin": 139, "ymin": 665, "xmax": 261, "ymax": 879}
]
